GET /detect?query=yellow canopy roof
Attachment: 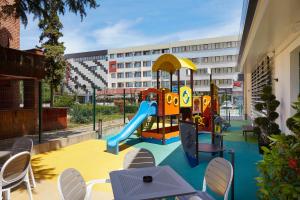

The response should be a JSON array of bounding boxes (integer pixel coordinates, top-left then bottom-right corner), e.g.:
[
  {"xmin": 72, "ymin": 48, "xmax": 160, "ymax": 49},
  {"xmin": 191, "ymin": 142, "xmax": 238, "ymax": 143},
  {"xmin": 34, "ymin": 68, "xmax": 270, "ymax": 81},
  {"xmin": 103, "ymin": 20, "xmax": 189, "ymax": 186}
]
[{"xmin": 152, "ymin": 54, "xmax": 197, "ymax": 73}]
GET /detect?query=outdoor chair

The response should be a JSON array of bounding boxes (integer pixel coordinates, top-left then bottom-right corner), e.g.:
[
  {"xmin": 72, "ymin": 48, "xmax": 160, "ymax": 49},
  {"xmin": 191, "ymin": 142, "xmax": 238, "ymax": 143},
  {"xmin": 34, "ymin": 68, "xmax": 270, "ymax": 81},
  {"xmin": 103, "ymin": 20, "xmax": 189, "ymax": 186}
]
[
  {"xmin": 177, "ymin": 157, "xmax": 233, "ymax": 200},
  {"xmin": 0, "ymin": 151, "xmax": 33, "ymax": 200},
  {"xmin": 123, "ymin": 148, "xmax": 155, "ymax": 169},
  {"xmin": 57, "ymin": 168, "xmax": 110, "ymax": 200},
  {"xmin": 10, "ymin": 137, "xmax": 36, "ymax": 188}
]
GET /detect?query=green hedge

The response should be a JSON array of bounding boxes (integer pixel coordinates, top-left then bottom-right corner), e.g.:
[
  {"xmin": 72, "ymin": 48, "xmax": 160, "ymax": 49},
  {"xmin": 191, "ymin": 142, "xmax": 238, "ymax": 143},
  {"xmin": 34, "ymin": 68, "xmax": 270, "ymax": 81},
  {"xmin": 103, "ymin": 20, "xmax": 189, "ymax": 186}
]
[
  {"xmin": 54, "ymin": 94, "xmax": 76, "ymax": 108},
  {"xmin": 69, "ymin": 103, "xmax": 139, "ymax": 123},
  {"xmin": 69, "ymin": 104, "xmax": 93, "ymax": 123}
]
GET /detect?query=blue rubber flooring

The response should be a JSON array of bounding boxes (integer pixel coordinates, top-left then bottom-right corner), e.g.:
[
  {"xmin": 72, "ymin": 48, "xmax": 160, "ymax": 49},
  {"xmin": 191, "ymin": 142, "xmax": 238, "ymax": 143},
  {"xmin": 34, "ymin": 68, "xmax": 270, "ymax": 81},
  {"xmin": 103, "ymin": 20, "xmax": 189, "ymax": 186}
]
[{"xmin": 121, "ymin": 133, "xmax": 261, "ymax": 200}]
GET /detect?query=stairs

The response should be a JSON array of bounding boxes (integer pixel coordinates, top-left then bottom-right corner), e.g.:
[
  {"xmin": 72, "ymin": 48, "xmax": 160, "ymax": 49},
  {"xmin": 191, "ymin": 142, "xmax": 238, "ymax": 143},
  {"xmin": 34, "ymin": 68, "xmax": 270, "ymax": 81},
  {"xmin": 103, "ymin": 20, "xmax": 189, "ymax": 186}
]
[
  {"xmin": 93, "ymin": 60, "xmax": 108, "ymax": 74},
  {"xmin": 68, "ymin": 76, "xmax": 89, "ymax": 94},
  {"xmin": 78, "ymin": 61, "xmax": 108, "ymax": 86},
  {"xmin": 69, "ymin": 64, "xmax": 101, "ymax": 90},
  {"xmin": 65, "ymin": 83, "xmax": 76, "ymax": 94}
]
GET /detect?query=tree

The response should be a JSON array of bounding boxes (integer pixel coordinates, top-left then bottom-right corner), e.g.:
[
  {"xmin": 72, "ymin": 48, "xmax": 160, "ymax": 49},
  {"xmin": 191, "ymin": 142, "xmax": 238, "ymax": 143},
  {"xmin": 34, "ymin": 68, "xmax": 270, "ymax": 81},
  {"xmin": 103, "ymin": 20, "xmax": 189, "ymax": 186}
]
[
  {"xmin": 1, "ymin": 0, "xmax": 99, "ymax": 106},
  {"xmin": 254, "ymin": 85, "xmax": 280, "ymax": 153},
  {"xmin": 1, "ymin": 0, "xmax": 98, "ymax": 26},
  {"xmin": 38, "ymin": 0, "xmax": 66, "ymax": 106}
]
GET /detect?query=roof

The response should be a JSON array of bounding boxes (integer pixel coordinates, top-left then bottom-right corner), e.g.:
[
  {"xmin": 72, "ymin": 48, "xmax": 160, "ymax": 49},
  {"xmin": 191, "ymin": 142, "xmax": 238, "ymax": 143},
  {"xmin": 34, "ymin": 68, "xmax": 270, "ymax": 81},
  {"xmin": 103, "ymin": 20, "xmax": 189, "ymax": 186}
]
[
  {"xmin": 64, "ymin": 50, "xmax": 107, "ymax": 59},
  {"xmin": 237, "ymin": 0, "xmax": 258, "ymax": 69},
  {"xmin": 152, "ymin": 54, "xmax": 197, "ymax": 74}
]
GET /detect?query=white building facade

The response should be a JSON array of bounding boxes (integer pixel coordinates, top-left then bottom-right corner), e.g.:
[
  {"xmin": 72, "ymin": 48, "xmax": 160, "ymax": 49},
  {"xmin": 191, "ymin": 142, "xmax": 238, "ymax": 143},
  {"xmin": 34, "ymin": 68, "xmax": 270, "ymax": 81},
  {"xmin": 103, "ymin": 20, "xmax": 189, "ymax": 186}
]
[{"xmin": 107, "ymin": 36, "xmax": 240, "ymax": 93}]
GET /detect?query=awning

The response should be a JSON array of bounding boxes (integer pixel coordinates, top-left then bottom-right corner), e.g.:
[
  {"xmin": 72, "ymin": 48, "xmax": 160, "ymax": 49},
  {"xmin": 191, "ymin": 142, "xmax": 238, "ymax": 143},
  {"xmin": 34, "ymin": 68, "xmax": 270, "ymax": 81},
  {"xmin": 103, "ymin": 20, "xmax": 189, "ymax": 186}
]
[{"xmin": 152, "ymin": 54, "xmax": 197, "ymax": 74}]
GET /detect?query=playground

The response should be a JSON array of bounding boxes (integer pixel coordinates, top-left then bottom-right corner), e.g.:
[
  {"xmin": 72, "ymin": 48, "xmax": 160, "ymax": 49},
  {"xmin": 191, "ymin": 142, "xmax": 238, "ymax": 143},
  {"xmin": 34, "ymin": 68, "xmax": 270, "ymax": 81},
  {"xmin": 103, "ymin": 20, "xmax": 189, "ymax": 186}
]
[{"xmin": 12, "ymin": 122, "xmax": 260, "ymax": 200}]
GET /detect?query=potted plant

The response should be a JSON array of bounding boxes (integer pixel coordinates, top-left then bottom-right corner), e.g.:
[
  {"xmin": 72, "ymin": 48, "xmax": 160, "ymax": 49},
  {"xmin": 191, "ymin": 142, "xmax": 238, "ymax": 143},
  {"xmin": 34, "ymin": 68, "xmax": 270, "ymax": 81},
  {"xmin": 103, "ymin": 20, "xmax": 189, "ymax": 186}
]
[
  {"xmin": 257, "ymin": 96, "xmax": 300, "ymax": 199},
  {"xmin": 254, "ymin": 85, "xmax": 280, "ymax": 154}
]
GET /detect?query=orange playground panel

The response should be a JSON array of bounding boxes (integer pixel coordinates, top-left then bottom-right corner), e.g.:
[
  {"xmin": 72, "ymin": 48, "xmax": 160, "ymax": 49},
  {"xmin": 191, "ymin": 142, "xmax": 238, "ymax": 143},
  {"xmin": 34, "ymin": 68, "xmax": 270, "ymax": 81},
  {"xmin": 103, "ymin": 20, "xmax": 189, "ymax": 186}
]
[
  {"xmin": 142, "ymin": 126, "xmax": 179, "ymax": 140},
  {"xmin": 163, "ymin": 93, "xmax": 179, "ymax": 116}
]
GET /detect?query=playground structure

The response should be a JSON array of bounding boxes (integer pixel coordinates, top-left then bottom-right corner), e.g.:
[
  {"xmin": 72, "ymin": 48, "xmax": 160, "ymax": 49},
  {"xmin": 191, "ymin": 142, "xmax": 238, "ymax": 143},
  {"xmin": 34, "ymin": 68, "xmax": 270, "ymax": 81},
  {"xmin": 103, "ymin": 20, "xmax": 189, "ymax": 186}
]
[
  {"xmin": 106, "ymin": 53, "xmax": 223, "ymax": 154},
  {"xmin": 139, "ymin": 54, "xmax": 196, "ymax": 144},
  {"xmin": 192, "ymin": 83, "xmax": 219, "ymax": 133}
]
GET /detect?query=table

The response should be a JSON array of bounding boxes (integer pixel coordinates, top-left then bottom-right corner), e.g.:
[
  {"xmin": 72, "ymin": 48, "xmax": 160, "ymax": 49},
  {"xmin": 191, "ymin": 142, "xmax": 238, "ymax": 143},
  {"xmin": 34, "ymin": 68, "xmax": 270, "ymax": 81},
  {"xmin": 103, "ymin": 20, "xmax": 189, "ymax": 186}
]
[
  {"xmin": 109, "ymin": 166, "xmax": 196, "ymax": 200},
  {"xmin": 242, "ymin": 125, "xmax": 255, "ymax": 141}
]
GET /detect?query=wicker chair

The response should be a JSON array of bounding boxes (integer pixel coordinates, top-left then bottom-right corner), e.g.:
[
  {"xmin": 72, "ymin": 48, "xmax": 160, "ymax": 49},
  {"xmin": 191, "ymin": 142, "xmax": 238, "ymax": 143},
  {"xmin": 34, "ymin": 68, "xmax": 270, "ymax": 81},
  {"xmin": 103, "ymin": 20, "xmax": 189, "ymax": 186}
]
[
  {"xmin": 123, "ymin": 148, "xmax": 155, "ymax": 169},
  {"xmin": 58, "ymin": 168, "xmax": 110, "ymax": 200},
  {"xmin": 177, "ymin": 157, "xmax": 233, "ymax": 200},
  {"xmin": 0, "ymin": 152, "xmax": 33, "ymax": 200}
]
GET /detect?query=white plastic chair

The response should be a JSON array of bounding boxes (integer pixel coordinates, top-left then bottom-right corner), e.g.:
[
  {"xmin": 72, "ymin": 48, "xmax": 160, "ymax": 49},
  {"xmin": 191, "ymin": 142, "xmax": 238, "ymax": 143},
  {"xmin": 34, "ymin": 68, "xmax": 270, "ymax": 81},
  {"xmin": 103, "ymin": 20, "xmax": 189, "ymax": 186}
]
[
  {"xmin": 177, "ymin": 157, "xmax": 233, "ymax": 200},
  {"xmin": 57, "ymin": 168, "xmax": 110, "ymax": 200},
  {"xmin": 0, "ymin": 151, "xmax": 32, "ymax": 200},
  {"xmin": 11, "ymin": 137, "xmax": 36, "ymax": 188},
  {"xmin": 123, "ymin": 148, "xmax": 155, "ymax": 169}
]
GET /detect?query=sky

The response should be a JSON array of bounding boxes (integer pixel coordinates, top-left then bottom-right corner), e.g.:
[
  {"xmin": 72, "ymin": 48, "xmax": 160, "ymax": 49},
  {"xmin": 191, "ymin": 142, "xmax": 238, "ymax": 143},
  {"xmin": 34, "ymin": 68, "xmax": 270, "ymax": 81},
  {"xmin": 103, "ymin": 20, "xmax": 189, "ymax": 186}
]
[{"xmin": 20, "ymin": 0, "xmax": 244, "ymax": 54}]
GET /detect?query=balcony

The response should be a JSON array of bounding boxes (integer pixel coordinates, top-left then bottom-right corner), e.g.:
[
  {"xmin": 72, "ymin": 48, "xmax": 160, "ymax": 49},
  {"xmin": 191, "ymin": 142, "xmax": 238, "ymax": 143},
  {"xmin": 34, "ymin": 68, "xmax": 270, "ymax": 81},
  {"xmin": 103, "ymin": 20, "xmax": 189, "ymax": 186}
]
[{"xmin": 0, "ymin": 47, "xmax": 46, "ymax": 79}]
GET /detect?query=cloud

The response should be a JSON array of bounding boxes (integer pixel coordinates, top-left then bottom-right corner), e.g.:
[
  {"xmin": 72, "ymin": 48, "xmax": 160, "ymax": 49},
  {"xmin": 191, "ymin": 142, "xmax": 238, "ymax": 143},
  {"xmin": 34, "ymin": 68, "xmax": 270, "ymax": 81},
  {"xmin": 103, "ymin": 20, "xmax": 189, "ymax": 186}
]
[{"xmin": 20, "ymin": 0, "xmax": 243, "ymax": 53}]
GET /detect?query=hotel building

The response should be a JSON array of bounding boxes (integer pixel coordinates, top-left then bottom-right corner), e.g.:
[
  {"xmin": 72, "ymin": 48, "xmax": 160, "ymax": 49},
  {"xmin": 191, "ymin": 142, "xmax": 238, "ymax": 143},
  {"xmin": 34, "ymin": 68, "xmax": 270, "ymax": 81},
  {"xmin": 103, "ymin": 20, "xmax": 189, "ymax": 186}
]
[{"xmin": 64, "ymin": 36, "xmax": 241, "ymax": 103}]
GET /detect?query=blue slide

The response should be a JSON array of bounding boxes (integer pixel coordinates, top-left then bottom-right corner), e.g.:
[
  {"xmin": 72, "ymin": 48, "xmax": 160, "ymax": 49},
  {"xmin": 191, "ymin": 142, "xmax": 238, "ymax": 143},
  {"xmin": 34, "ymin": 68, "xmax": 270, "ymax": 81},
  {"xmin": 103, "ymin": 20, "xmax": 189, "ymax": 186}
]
[{"xmin": 107, "ymin": 101, "xmax": 157, "ymax": 154}]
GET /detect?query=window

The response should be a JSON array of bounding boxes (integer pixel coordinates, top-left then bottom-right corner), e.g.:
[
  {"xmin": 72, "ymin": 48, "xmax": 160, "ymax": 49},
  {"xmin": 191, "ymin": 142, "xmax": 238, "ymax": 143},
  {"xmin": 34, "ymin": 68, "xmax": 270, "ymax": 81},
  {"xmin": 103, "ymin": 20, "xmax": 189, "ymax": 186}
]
[
  {"xmin": 117, "ymin": 63, "xmax": 124, "ymax": 68},
  {"xmin": 126, "ymin": 82, "xmax": 133, "ymax": 87},
  {"xmin": 203, "ymin": 44, "xmax": 208, "ymax": 50},
  {"xmin": 227, "ymin": 42, "xmax": 232, "ymax": 48},
  {"xmin": 117, "ymin": 73, "xmax": 124, "ymax": 78},
  {"xmin": 215, "ymin": 56, "xmax": 220, "ymax": 62},
  {"xmin": 162, "ymin": 49, "xmax": 170, "ymax": 54},
  {"xmin": 125, "ymin": 52, "xmax": 133, "ymax": 57},
  {"xmin": 111, "ymin": 73, "xmax": 116, "ymax": 78},
  {"xmin": 110, "ymin": 54, "xmax": 114, "ymax": 59},
  {"xmin": 135, "ymin": 82, "xmax": 142, "ymax": 87},
  {"xmin": 117, "ymin": 53, "xmax": 124, "ymax": 58},
  {"xmin": 134, "ymin": 51, "xmax": 142, "ymax": 56},
  {"xmin": 118, "ymin": 83, "xmax": 124, "ymax": 88},
  {"xmin": 91, "ymin": 66, "xmax": 97, "ymax": 71},
  {"xmin": 202, "ymin": 57, "xmax": 208, "ymax": 63},
  {"xmin": 152, "ymin": 49, "xmax": 160, "ymax": 54},
  {"xmin": 143, "ymin": 81, "xmax": 151, "ymax": 87},
  {"xmin": 143, "ymin": 50, "xmax": 151, "ymax": 55},
  {"xmin": 125, "ymin": 62, "xmax": 132, "ymax": 68},
  {"xmin": 192, "ymin": 45, "xmax": 197, "ymax": 51},
  {"xmin": 134, "ymin": 62, "xmax": 141, "ymax": 68},
  {"xmin": 143, "ymin": 71, "xmax": 151, "ymax": 77},
  {"xmin": 134, "ymin": 71, "xmax": 141, "ymax": 77},
  {"xmin": 143, "ymin": 61, "xmax": 151, "ymax": 67},
  {"xmin": 227, "ymin": 55, "xmax": 233, "ymax": 61},
  {"xmin": 125, "ymin": 72, "xmax": 133, "ymax": 78},
  {"xmin": 117, "ymin": 82, "xmax": 124, "ymax": 88},
  {"xmin": 111, "ymin": 83, "xmax": 116, "ymax": 88}
]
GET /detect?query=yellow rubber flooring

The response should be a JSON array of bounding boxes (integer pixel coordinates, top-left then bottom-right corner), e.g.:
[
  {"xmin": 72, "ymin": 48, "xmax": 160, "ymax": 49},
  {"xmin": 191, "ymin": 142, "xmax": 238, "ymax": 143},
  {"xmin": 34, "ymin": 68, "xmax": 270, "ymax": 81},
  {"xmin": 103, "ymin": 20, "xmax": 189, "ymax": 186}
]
[{"xmin": 12, "ymin": 140, "xmax": 135, "ymax": 200}]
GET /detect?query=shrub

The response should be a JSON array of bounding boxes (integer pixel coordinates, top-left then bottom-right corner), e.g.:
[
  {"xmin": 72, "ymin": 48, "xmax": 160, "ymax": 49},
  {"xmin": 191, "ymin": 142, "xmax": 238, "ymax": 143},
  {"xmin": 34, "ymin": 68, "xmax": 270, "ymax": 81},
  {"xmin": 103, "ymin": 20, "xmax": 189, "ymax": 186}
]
[
  {"xmin": 69, "ymin": 104, "xmax": 93, "ymax": 123},
  {"xmin": 54, "ymin": 94, "xmax": 75, "ymax": 108},
  {"xmin": 254, "ymin": 86, "xmax": 280, "ymax": 152},
  {"xmin": 125, "ymin": 104, "xmax": 138, "ymax": 113},
  {"xmin": 96, "ymin": 105, "xmax": 118, "ymax": 115},
  {"xmin": 257, "ymin": 95, "xmax": 300, "ymax": 199}
]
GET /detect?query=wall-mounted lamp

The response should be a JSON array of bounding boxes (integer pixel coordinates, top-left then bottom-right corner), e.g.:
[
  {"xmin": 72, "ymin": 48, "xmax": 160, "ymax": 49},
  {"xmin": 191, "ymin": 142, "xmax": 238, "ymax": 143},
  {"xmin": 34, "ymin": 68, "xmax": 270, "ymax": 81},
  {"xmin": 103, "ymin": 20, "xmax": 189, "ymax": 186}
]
[{"xmin": 274, "ymin": 78, "xmax": 279, "ymax": 82}]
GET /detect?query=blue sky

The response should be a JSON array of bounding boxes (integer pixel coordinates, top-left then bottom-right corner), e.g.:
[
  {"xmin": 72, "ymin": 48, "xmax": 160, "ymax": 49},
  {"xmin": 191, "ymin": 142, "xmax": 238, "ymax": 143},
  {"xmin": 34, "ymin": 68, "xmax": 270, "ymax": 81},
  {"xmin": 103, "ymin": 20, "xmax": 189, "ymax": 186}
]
[{"xmin": 21, "ymin": 0, "xmax": 244, "ymax": 53}]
